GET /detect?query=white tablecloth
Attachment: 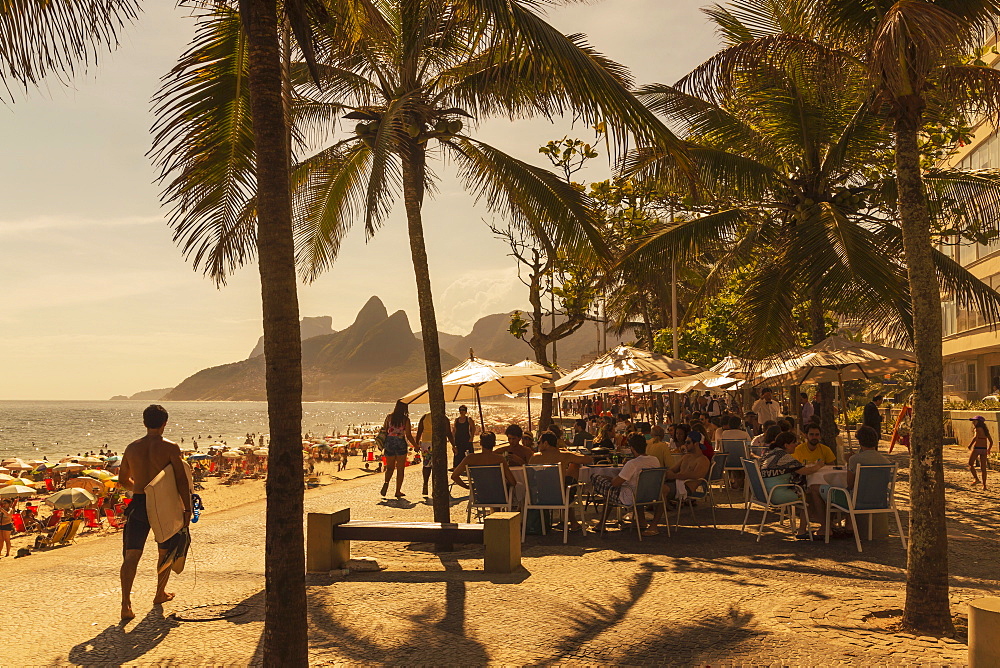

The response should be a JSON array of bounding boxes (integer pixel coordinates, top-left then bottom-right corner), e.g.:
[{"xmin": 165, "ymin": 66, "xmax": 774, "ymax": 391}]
[
  {"xmin": 807, "ymin": 466, "xmax": 850, "ymax": 488},
  {"xmin": 578, "ymin": 466, "xmax": 623, "ymax": 484}
]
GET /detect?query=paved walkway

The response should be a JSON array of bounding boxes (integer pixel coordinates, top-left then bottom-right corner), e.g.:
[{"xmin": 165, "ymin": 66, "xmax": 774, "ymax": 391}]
[{"xmin": 3, "ymin": 445, "xmax": 995, "ymax": 666}]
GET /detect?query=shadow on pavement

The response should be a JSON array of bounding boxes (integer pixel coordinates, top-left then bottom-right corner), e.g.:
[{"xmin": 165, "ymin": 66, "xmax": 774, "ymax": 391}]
[{"xmin": 66, "ymin": 607, "xmax": 179, "ymax": 667}]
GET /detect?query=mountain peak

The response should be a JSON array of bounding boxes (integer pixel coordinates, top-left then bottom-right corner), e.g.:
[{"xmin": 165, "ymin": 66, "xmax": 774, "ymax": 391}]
[{"xmin": 350, "ymin": 296, "xmax": 389, "ymax": 330}]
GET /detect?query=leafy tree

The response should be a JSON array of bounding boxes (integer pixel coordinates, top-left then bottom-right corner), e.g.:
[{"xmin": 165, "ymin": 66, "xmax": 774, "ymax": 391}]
[
  {"xmin": 283, "ymin": 0, "xmax": 683, "ymax": 523},
  {"xmin": 630, "ymin": 0, "xmax": 1000, "ymax": 634},
  {"xmin": 151, "ymin": 0, "xmax": 331, "ymax": 661}
]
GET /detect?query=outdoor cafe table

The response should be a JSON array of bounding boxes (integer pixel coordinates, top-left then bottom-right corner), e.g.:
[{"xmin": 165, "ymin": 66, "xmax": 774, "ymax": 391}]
[
  {"xmin": 578, "ymin": 466, "xmax": 623, "ymax": 485},
  {"xmin": 806, "ymin": 466, "xmax": 850, "ymax": 488}
]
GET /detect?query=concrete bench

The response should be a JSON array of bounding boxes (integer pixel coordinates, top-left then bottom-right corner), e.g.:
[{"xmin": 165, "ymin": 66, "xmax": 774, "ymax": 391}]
[{"xmin": 307, "ymin": 508, "xmax": 521, "ymax": 574}]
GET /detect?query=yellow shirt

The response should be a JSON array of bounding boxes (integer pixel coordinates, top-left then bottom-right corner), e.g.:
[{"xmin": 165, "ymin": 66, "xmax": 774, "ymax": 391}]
[
  {"xmin": 793, "ymin": 442, "xmax": 836, "ymax": 465},
  {"xmin": 646, "ymin": 441, "xmax": 675, "ymax": 468}
]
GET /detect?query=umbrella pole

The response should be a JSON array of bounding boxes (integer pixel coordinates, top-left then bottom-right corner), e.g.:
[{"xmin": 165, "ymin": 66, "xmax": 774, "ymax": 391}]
[
  {"xmin": 475, "ymin": 387, "xmax": 486, "ymax": 431},
  {"xmin": 527, "ymin": 388, "xmax": 532, "ymax": 432},
  {"xmin": 837, "ymin": 369, "xmax": 852, "ymax": 455}
]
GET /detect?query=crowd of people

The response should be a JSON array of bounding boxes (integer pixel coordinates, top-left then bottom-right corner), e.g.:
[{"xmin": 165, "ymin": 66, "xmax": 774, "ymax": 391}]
[{"xmin": 374, "ymin": 389, "xmax": 901, "ymax": 539}]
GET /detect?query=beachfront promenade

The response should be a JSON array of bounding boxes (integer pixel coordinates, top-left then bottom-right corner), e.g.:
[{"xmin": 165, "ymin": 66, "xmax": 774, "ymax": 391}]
[{"xmin": 4, "ymin": 445, "xmax": 995, "ymax": 666}]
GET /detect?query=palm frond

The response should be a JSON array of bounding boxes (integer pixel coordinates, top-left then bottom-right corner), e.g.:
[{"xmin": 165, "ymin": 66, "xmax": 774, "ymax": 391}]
[
  {"xmin": 291, "ymin": 139, "xmax": 371, "ymax": 281},
  {"xmin": 443, "ymin": 135, "xmax": 607, "ymax": 258},
  {"xmin": 149, "ymin": 5, "xmax": 256, "ymax": 285},
  {"xmin": 0, "ymin": 0, "xmax": 139, "ymax": 95}
]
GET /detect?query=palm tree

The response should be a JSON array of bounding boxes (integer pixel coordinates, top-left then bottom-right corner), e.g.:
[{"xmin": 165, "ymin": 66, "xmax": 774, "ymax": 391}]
[
  {"xmin": 635, "ymin": 0, "xmax": 1000, "ymax": 634},
  {"xmin": 284, "ymin": 0, "xmax": 683, "ymax": 522},
  {"xmin": 0, "ymin": 0, "xmax": 139, "ymax": 96},
  {"xmin": 152, "ymin": 0, "xmax": 328, "ymax": 662}
]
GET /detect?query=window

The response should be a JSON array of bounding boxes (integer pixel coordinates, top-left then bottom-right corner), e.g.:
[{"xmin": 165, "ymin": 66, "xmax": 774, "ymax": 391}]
[{"xmin": 968, "ymin": 363, "xmax": 978, "ymax": 393}]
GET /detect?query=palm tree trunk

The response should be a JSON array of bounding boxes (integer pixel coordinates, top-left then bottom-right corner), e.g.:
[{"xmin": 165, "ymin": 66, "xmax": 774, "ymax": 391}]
[
  {"xmin": 401, "ymin": 137, "xmax": 451, "ymax": 531},
  {"xmin": 894, "ymin": 98, "xmax": 953, "ymax": 635},
  {"xmin": 808, "ymin": 295, "xmax": 837, "ymax": 452},
  {"xmin": 239, "ymin": 0, "xmax": 307, "ymax": 663}
]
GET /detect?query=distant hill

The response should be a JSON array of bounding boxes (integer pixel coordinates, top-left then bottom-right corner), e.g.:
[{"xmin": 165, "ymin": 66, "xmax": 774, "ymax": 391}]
[
  {"xmin": 110, "ymin": 388, "xmax": 174, "ymax": 401},
  {"xmin": 434, "ymin": 312, "xmax": 627, "ymax": 368},
  {"xmin": 164, "ymin": 297, "xmax": 459, "ymax": 402},
  {"xmin": 248, "ymin": 315, "xmax": 334, "ymax": 358}
]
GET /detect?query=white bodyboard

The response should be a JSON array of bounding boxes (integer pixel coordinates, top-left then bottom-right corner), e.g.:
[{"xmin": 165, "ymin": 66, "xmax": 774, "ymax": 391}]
[{"xmin": 144, "ymin": 461, "xmax": 193, "ymax": 544}]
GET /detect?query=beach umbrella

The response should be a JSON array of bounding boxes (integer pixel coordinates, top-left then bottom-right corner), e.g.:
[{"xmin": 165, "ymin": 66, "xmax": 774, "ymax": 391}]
[
  {"xmin": 52, "ymin": 462, "xmax": 85, "ymax": 472},
  {"xmin": 0, "ymin": 472, "xmax": 11, "ymax": 480},
  {"xmin": 221, "ymin": 451, "xmax": 243, "ymax": 459},
  {"xmin": 27, "ymin": 459, "xmax": 47, "ymax": 466},
  {"xmin": 4, "ymin": 459, "xmax": 31, "ymax": 471},
  {"xmin": 187, "ymin": 453, "xmax": 210, "ymax": 461},
  {"xmin": 1, "ymin": 477, "xmax": 37, "ymax": 487},
  {"xmin": 554, "ymin": 345, "xmax": 704, "ymax": 392},
  {"xmin": 66, "ymin": 477, "xmax": 105, "ymax": 497},
  {"xmin": 652, "ymin": 370, "xmax": 743, "ymax": 393},
  {"xmin": 252, "ymin": 449, "xmax": 269, "ymax": 456},
  {"xmin": 756, "ymin": 336, "xmax": 915, "ymax": 386},
  {"xmin": 0, "ymin": 485, "xmax": 37, "ymax": 499},
  {"xmin": 84, "ymin": 469, "xmax": 114, "ymax": 480},
  {"xmin": 77, "ymin": 457, "xmax": 103, "ymax": 464},
  {"xmin": 105, "ymin": 455, "xmax": 122, "ymax": 463},
  {"xmin": 401, "ymin": 351, "xmax": 554, "ymax": 428},
  {"xmin": 45, "ymin": 488, "xmax": 97, "ymax": 509}
]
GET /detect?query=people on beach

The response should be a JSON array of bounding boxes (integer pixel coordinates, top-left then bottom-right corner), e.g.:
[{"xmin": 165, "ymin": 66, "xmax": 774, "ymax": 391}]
[
  {"xmin": 495, "ymin": 424, "xmax": 533, "ymax": 466},
  {"xmin": 381, "ymin": 401, "xmax": 416, "ymax": 498},
  {"xmin": 417, "ymin": 412, "xmax": 453, "ymax": 496},
  {"xmin": 0, "ymin": 499, "xmax": 13, "ymax": 557},
  {"xmin": 452, "ymin": 405, "xmax": 477, "ymax": 468},
  {"xmin": 968, "ymin": 416, "xmax": 993, "ymax": 490},
  {"xmin": 117, "ymin": 404, "xmax": 193, "ymax": 620}
]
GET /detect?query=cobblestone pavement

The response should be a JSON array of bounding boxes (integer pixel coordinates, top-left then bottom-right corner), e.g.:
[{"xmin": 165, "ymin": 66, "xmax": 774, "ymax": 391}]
[{"xmin": 2, "ymin": 444, "xmax": 995, "ymax": 667}]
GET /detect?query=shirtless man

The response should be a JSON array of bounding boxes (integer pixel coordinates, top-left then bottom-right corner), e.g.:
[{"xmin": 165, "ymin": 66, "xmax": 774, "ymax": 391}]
[
  {"xmin": 117, "ymin": 405, "xmax": 192, "ymax": 620},
  {"xmin": 529, "ymin": 432, "xmax": 593, "ymax": 530},
  {"xmin": 494, "ymin": 424, "xmax": 534, "ymax": 466},
  {"xmin": 451, "ymin": 433, "xmax": 516, "ymax": 488}
]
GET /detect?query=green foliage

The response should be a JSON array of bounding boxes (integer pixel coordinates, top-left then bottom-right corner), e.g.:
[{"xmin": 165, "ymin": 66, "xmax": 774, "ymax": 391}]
[
  {"xmin": 652, "ymin": 289, "xmax": 740, "ymax": 368},
  {"xmin": 508, "ymin": 310, "xmax": 530, "ymax": 339}
]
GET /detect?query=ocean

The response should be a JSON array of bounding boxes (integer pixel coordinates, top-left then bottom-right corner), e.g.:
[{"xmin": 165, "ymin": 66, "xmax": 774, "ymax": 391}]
[{"xmin": 0, "ymin": 400, "xmax": 395, "ymax": 460}]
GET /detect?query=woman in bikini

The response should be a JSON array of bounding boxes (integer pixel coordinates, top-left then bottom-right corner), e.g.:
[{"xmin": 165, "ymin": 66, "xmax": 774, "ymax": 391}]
[
  {"xmin": 0, "ymin": 499, "xmax": 14, "ymax": 557},
  {"xmin": 381, "ymin": 400, "xmax": 417, "ymax": 498},
  {"xmin": 968, "ymin": 416, "xmax": 993, "ymax": 491}
]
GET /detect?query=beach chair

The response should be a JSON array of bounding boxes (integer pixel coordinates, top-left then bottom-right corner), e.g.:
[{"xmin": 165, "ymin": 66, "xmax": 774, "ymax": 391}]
[
  {"xmin": 11, "ymin": 513, "xmax": 26, "ymax": 533},
  {"xmin": 44, "ymin": 479, "xmax": 55, "ymax": 492},
  {"xmin": 823, "ymin": 464, "xmax": 906, "ymax": 553},
  {"xmin": 104, "ymin": 508, "xmax": 124, "ymax": 529},
  {"xmin": 61, "ymin": 519, "xmax": 84, "ymax": 544},
  {"xmin": 466, "ymin": 465, "xmax": 513, "ymax": 522},
  {"xmin": 83, "ymin": 509, "xmax": 102, "ymax": 529},
  {"xmin": 739, "ymin": 458, "xmax": 812, "ymax": 541},
  {"xmin": 598, "ymin": 467, "xmax": 670, "ymax": 541},
  {"xmin": 43, "ymin": 510, "xmax": 63, "ymax": 529},
  {"xmin": 35, "ymin": 521, "xmax": 70, "ymax": 548},
  {"xmin": 522, "ymin": 464, "xmax": 582, "ymax": 544},
  {"xmin": 675, "ymin": 476, "xmax": 717, "ymax": 530}
]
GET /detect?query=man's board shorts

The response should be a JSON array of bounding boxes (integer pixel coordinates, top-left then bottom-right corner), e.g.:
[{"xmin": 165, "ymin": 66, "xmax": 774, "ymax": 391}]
[
  {"xmin": 420, "ymin": 442, "xmax": 433, "ymax": 467},
  {"xmin": 123, "ymin": 494, "xmax": 174, "ymax": 555}
]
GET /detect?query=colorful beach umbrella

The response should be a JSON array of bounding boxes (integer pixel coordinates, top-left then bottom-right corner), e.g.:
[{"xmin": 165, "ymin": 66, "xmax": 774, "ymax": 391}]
[
  {"xmin": 84, "ymin": 469, "xmax": 114, "ymax": 480},
  {"xmin": 1, "ymin": 477, "xmax": 37, "ymax": 487},
  {"xmin": 45, "ymin": 488, "xmax": 97, "ymax": 509}
]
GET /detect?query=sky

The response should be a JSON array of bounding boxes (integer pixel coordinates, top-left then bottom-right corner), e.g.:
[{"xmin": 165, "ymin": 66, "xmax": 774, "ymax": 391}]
[{"xmin": 0, "ymin": 0, "xmax": 718, "ymax": 400}]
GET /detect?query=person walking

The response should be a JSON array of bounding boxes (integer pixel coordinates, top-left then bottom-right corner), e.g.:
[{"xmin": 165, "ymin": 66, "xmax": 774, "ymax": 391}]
[
  {"xmin": 380, "ymin": 400, "xmax": 416, "ymax": 498},
  {"xmin": 452, "ymin": 405, "xmax": 477, "ymax": 469},
  {"xmin": 417, "ymin": 411, "xmax": 453, "ymax": 496},
  {"xmin": 0, "ymin": 499, "xmax": 13, "ymax": 557},
  {"xmin": 862, "ymin": 395, "xmax": 884, "ymax": 435},
  {"xmin": 117, "ymin": 404, "xmax": 192, "ymax": 620},
  {"xmin": 968, "ymin": 416, "xmax": 994, "ymax": 490}
]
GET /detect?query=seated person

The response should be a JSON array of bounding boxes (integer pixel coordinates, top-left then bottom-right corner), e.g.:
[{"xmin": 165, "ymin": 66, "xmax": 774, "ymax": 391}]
[
  {"xmin": 670, "ymin": 423, "xmax": 690, "ymax": 452},
  {"xmin": 689, "ymin": 430, "xmax": 714, "ymax": 460},
  {"xmin": 793, "ymin": 425, "xmax": 837, "ymax": 466},
  {"xmin": 546, "ymin": 424, "xmax": 570, "ymax": 449},
  {"xmin": 451, "ymin": 432, "xmax": 516, "ymax": 489},
  {"xmin": 645, "ymin": 436, "xmax": 711, "ymax": 535},
  {"xmin": 494, "ymin": 424, "xmax": 534, "ymax": 466},
  {"xmin": 529, "ymin": 432, "xmax": 594, "ymax": 530},
  {"xmin": 760, "ymin": 432, "xmax": 825, "ymax": 539},
  {"xmin": 521, "ymin": 431, "xmax": 536, "ymax": 452},
  {"xmin": 813, "ymin": 425, "xmax": 891, "ymax": 537},
  {"xmin": 715, "ymin": 415, "xmax": 751, "ymax": 446},
  {"xmin": 572, "ymin": 419, "xmax": 594, "ymax": 447},
  {"xmin": 750, "ymin": 420, "xmax": 777, "ymax": 449},
  {"xmin": 646, "ymin": 425, "xmax": 675, "ymax": 468},
  {"xmin": 591, "ymin": 434, "xmax": 660, "ymax": 532}
]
